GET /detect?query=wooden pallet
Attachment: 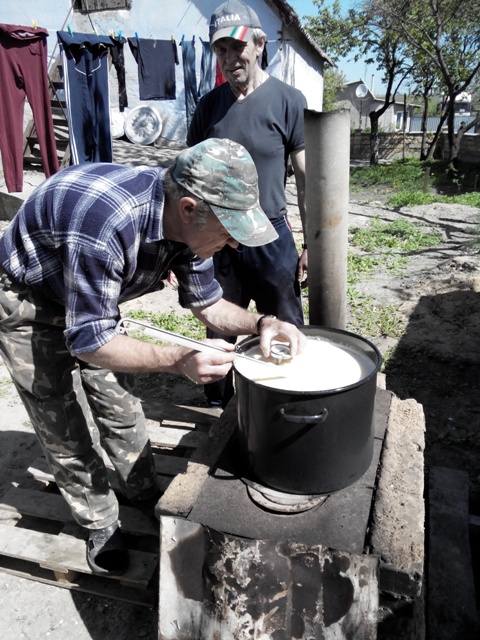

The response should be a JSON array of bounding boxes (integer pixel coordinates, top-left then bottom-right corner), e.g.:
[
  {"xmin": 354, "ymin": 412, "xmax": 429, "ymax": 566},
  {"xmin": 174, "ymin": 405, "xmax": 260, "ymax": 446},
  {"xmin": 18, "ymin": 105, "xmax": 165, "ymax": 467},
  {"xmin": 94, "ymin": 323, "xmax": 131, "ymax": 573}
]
[{"xmin": 0, "ymin": 401, "xmax": 220, "ymax": 606}]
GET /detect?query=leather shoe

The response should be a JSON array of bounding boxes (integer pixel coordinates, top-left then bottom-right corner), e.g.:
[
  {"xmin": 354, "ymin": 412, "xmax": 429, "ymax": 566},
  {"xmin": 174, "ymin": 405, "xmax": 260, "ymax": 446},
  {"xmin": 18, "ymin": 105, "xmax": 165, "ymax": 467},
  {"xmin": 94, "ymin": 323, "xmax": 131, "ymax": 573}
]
[{"xmin": 86, "ymin": 523, "xmax": 129, "ymax": 575}]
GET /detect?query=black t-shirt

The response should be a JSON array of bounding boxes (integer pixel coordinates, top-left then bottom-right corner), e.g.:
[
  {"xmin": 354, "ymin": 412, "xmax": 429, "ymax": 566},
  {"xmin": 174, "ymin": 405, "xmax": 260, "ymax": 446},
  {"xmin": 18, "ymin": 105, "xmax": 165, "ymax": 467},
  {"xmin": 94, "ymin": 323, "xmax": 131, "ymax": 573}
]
[{"xmin": 187, "ymin": 75, "xmax": 306, "ymax": 219}]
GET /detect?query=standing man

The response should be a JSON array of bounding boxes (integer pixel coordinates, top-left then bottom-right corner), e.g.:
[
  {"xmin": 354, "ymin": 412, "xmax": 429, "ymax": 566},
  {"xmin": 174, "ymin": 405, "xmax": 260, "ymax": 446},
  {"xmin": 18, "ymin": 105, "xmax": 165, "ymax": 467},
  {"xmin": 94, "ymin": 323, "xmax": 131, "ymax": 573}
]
[
  {"xmin": 0, "ymin": 138, "xmax": 305, "ymax": 576},
  {"xmin": 187, "ymin": 0, "xmax": 308, "ymax": 409}
]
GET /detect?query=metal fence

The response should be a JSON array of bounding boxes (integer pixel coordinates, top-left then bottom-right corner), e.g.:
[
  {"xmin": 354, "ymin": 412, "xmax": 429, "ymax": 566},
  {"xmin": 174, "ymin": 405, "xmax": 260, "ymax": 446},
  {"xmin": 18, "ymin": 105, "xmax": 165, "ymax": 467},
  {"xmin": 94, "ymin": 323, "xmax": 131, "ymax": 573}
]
[{"xmin": 409, "ymin": 115, "xmax": 477, "ymax": 133}]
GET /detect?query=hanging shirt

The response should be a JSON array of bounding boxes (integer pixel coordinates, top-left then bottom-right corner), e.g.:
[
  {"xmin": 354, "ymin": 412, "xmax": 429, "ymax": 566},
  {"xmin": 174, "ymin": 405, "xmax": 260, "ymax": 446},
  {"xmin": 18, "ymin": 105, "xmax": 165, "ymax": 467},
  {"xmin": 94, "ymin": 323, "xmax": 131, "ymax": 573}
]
[{"xmin": 128, "ymin": 37, "xmax": 179, "ymax": 100}]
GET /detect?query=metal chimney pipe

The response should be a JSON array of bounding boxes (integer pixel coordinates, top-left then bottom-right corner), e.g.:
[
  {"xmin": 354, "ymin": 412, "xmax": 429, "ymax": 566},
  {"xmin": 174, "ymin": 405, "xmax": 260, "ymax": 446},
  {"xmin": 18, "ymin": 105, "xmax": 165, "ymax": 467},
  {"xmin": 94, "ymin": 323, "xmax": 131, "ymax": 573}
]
[{"xmin": 304, "ymin": 109, "xmax": 350, "ymax": 329}]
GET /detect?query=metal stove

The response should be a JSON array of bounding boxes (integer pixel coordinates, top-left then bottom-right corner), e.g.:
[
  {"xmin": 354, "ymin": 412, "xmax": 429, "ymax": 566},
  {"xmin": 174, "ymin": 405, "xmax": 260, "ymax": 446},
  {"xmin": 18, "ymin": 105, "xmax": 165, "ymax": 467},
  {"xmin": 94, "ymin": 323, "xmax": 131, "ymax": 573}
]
[{"xmin": 186, "ymin": 388, "xmax": 391, "ymax": 554}]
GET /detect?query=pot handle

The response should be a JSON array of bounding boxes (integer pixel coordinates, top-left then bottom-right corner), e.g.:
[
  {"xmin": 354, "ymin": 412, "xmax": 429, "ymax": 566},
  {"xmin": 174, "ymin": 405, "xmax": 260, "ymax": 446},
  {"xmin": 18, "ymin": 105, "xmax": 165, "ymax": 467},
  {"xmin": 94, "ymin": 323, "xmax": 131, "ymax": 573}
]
[{"xmin": 279, "ymin": 407, "xmax": 328, "ymax": 424}]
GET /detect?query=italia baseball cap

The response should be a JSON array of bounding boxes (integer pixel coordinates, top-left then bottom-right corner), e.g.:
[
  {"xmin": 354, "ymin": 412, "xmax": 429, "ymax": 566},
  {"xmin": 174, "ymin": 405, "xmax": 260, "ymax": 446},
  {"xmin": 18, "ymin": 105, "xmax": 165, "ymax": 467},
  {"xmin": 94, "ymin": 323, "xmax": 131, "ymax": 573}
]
[
  {"xmin": 209, "ymin": 0, "xmax": 263, "ymax": 45},
  {"xmin": 172, "ymin": 139, "xmax": 278, "ymax": 247}
]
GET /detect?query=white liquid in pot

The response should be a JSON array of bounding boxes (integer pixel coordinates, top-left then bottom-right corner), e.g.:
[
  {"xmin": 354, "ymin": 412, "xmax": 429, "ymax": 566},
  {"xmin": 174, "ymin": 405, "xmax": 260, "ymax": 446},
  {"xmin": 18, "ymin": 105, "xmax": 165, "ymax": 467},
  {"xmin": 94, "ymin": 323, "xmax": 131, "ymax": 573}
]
[{"xmin": 234, "ymin": 336, "xmax": 377, "ymax": 391}]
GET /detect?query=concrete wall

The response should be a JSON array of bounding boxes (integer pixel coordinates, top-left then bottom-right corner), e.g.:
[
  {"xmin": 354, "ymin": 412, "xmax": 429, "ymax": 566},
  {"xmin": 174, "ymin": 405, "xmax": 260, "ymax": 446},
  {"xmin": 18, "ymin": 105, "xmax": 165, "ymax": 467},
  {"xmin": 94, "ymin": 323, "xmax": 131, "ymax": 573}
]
[
  {"xmin": 350, "ymin": 131, "xmax": 480, "ymax": 164},
  {"xmin": 3, "ymin": 0, "xmax": 325, "ymax": 146}
]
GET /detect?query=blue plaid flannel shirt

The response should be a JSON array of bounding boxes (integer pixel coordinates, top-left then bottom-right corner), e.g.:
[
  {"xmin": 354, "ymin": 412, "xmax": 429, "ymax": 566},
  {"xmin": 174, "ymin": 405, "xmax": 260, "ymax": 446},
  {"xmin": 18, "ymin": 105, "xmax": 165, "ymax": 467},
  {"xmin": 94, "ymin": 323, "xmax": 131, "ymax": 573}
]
[{"xmin": 0, "ymin": 163, "xmax": 222, "ymax": 354}]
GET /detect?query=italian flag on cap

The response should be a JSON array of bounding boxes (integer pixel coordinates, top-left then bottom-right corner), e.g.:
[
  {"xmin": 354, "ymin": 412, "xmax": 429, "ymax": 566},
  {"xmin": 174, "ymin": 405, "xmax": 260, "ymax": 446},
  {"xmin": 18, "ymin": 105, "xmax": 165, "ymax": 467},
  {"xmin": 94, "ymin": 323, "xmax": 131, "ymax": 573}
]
[{"xmin": 229, "ymin": 25, "xmax": 249, "ymax": 41}]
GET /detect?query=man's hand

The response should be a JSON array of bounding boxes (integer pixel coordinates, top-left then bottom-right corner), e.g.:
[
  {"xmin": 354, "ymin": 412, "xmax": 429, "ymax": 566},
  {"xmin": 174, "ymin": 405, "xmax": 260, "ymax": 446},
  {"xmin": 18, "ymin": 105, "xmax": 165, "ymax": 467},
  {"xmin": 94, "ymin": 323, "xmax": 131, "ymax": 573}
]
[
  {"xmin": 174, "ymin": 339, "xmax": 236, "ymax": 384},
  {"xmin": 297, "ymin": 247, "xmax": 308, "ymax": 285},
  {"xmin": 257, "ymin": 316, "xmax": 307, "ymax": 358}
]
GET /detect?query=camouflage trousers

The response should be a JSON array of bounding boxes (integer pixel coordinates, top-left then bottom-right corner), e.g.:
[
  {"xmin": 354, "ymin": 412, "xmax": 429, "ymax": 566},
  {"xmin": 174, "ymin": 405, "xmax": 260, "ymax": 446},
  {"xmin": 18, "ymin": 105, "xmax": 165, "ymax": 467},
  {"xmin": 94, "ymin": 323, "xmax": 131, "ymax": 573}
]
[{"xmin": 0, "ymin": 267, "xmax": 158, "ymax": 530}]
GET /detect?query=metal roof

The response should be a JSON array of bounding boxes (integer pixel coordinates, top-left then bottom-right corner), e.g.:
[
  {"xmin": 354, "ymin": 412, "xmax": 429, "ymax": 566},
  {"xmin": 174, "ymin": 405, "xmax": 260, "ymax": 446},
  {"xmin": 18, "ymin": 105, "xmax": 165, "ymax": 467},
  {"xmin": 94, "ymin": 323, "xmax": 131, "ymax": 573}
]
[{"xmin": 266, "ymin": 0, "xmax": 335, "ymax": 66}]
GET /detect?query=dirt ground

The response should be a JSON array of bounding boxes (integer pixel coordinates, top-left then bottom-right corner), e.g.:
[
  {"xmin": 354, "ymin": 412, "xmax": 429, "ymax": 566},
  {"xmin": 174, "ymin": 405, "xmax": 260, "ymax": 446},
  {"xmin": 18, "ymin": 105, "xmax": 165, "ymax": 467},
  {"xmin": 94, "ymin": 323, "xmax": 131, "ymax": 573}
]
[{"xmin": 0, "ymin": 165, "xmax": 479, "ymax": 638}]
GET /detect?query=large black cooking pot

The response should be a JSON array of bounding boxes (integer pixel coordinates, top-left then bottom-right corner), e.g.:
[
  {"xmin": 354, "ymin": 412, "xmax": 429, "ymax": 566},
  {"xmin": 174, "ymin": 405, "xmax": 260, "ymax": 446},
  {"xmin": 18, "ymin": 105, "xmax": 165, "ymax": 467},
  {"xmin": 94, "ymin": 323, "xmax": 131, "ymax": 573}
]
[{"xmin": 233, "ymin": 326, "xmax": 382, "ymax": 495}]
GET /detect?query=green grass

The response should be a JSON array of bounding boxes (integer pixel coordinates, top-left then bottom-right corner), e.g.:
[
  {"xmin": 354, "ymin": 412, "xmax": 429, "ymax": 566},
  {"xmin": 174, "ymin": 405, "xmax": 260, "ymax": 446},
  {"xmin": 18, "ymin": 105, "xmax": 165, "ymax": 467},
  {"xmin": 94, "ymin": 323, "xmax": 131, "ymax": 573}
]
[
  {"xmin": 387, "ymin": 189, "xmax": 480, "ymax": 208},
  {"xmin": 350, "ymin": 158, "xmax": 425, "ymax": 191},
  {"xmin": 126, "ymin": 309, "xmax": 205, "ymax": 340},
  {"xmin": 350, "ymin": 217, "xmax": 442, "ymax": 252},
  {"xmin": 344, "ymin": 215, "xmax": 444, "ymax": 352},
  {"xmin": 351, "ymin": 157, "xmax": 480, "ymax": 191}
]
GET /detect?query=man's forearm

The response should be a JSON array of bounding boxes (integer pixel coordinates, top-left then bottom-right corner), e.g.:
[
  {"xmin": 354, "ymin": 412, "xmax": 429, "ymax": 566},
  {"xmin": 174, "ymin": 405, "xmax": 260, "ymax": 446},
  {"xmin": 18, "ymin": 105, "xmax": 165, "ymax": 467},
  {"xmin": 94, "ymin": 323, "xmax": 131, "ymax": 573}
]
[{"xmin": 191, "ymin": 298, "xmax": 261, "ymax": 336}]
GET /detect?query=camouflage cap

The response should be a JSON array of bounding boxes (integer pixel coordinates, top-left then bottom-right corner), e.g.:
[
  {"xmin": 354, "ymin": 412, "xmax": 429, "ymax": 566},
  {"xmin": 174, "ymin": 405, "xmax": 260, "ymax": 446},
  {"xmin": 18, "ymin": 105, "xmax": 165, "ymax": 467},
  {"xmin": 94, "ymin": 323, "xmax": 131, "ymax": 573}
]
[
  {"xmin": 172, "ymin": 139, "xmax": 278, "ymax": 247},
  {"xmin": 209, "ymin": 0, "xmax": 262, "ymax": 45}
]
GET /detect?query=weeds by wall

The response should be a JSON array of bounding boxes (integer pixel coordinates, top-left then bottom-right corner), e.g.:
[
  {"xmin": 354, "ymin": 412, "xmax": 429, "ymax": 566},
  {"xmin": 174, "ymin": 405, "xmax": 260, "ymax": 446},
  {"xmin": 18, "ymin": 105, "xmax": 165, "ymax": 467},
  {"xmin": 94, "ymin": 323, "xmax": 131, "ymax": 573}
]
[{"xmin": 350, "ymin": 131, "xmax": 480, "ymax": 164}]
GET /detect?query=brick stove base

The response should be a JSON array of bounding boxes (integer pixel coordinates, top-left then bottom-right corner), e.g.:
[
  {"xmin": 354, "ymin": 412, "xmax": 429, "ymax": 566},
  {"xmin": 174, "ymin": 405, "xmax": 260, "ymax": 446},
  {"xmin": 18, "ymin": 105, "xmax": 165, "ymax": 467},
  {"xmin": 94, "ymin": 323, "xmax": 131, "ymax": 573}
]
[{"xmin": 156, "ymin": 378, "xmax": 426, "ymax": 639}]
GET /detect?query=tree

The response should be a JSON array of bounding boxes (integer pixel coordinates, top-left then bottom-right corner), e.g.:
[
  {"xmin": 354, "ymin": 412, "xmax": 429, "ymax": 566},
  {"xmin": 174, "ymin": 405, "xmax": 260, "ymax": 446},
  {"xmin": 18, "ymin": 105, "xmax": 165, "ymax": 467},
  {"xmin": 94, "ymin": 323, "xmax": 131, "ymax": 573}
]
[
  {"xmin": 367, "ymin": 0, "xmax": 480, "ymax": 164},
  {"xmin": 408, "ymin": 51, "xmax": 442, "ymax": 160},
  {"xmin": 323, "ymin": 68, "xmax": 347, "ymax": 112},
  {"xmin": 305, "ymin": 0, "xmax": 412, "ymax": 164}
]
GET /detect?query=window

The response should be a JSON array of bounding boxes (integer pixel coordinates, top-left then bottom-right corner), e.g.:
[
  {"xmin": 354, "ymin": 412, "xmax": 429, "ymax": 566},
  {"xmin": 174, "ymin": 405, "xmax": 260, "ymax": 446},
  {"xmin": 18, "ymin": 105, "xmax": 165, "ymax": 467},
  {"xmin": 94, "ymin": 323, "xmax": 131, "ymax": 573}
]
[{"xmin": 73, "ymin": 0, "xmax": 131, "ymax": 11}]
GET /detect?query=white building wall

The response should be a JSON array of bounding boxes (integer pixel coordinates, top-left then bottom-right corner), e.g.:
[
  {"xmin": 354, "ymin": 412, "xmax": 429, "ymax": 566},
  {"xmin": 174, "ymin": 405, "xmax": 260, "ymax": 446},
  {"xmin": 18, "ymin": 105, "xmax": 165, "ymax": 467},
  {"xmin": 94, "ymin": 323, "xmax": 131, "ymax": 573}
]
[{"xmin": 2, "ymin": 1, "xmax": 324, "ymax": 145}]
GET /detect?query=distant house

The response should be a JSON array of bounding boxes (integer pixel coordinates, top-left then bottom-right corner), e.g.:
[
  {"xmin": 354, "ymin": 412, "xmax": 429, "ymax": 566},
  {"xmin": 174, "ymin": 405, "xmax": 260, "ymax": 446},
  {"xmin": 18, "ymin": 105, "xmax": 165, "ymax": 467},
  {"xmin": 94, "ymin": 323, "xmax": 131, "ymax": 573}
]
[
  {"xmin": 3, "ymin": 0, "xmax": 333, "ymax": 146},
  {"xmin": 336, "ymin": 80, "xmax": 418, "ymax": 132},
  {"xmin": 409, "ymin": 92, "xmax": 478, "ymax": 133}
]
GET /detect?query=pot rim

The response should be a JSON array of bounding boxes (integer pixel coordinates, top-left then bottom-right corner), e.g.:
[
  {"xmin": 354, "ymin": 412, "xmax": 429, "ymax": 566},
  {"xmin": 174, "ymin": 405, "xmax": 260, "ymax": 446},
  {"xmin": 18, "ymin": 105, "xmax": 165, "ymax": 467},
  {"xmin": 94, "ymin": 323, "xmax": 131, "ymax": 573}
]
[{"xmin": 234, "ymin": 325, "xmax": 382, "ymax": 396}]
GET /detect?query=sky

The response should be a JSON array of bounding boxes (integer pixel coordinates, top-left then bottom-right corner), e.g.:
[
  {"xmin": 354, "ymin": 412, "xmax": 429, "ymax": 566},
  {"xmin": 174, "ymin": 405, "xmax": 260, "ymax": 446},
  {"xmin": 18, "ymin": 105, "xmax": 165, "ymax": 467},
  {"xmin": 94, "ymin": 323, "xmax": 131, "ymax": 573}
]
[{"xmin": 288, "ymin": 0, "xmax": 387, "ymax": 94}]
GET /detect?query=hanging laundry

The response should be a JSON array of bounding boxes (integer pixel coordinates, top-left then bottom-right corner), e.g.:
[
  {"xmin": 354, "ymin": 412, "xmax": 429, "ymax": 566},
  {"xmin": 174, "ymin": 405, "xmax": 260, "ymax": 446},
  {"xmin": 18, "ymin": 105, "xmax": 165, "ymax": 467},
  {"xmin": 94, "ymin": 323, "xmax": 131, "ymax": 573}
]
[
  {"xmin": 0, "ymin": 23, "xmax": 59, "ymax": 193},
  {"xmin": 261, "ymin": 43, "xmax": 268, "ymax": 70},
  {"xmin": 57, "ymin": 31, "xmax": 114, "ymax": 164},
  {"xmin": 110, "ymin": 35, "xmax": 128, "ymax": 112},
  {"xmin": 180, "ymin": 37, "xmax": 198, "ymax": 128},
  {"xmin": 198, "ymin": 38, "xmax": 215, "ymax": 98},
  {"xmin": 215, "ymin": 60, "xmax": 226, "ymax": 87},
  {"xmin": 128, "ymin": 37, "xmax": 179, "ymax": 100}
]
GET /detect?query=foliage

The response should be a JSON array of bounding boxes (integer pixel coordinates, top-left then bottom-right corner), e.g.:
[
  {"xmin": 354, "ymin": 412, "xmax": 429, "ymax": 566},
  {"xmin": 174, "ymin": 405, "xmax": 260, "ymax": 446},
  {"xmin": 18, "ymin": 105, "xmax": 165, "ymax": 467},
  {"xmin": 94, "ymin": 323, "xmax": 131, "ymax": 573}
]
[
  {"xmin": 305, "ymin": 0, "xmax": 413, "ymax": 165},
  {"xmin": 323, "ymin": 67, "xmax": 347, "ymax": 112},
  {"xmin": 303, "ymin": 0, "xmax": 480, "ymax": 163},
  {"xmin": 366, "ymin": 0, "xmax": 480, "ymax": 162}
]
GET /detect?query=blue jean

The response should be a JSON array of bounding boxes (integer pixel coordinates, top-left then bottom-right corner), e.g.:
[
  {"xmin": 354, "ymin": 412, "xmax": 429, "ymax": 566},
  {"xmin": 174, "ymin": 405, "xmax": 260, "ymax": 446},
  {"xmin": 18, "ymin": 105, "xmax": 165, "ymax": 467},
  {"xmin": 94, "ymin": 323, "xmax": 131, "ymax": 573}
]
[{"xmin": 205, "ymin": 215, "xmax": 303, "ymax": 407}]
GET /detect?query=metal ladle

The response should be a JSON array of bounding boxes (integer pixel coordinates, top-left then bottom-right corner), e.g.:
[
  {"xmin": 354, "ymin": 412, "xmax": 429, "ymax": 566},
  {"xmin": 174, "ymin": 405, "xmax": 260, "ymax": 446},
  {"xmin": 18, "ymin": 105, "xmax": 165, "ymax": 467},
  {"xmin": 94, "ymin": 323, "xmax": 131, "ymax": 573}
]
[
  {"xmin": 116, "ymin": 318, "xmax": 288, "ymax": 374},
  {"xmin": 270, "ymin": 343, "xmax": 292, "ymax": 365}
]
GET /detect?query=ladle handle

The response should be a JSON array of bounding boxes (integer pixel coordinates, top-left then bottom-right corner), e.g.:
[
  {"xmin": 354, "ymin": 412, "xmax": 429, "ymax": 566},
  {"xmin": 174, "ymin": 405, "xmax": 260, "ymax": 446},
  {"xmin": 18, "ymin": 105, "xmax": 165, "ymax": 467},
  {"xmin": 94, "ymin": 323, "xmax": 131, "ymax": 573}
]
[{"xmin": 116, "ymin": 318, "xmax": 282, "ymax": 371}]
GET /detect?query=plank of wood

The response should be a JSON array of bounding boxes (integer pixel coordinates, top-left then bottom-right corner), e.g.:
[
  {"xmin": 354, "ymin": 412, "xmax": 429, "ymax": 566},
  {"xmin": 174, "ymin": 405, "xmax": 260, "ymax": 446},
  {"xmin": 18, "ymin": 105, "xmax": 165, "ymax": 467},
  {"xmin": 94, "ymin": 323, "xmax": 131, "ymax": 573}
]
[
  {"xmin": 0, "ymin": 554, "xmax": 156, "ymax": 607},
  {"xmin": 0, "ymin": 522, "xmax": 157, "ymax": 588},
  {"xmin": 428, "ymin": 466, "xmax": 479, "ymax": 639},
  {"xmin": 0, "ymin": 487, "xmax": 159, "ymax": 537},
  {"xmin": 146, "ymin": 421, "xmax": 207, "ymax": 448}
]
